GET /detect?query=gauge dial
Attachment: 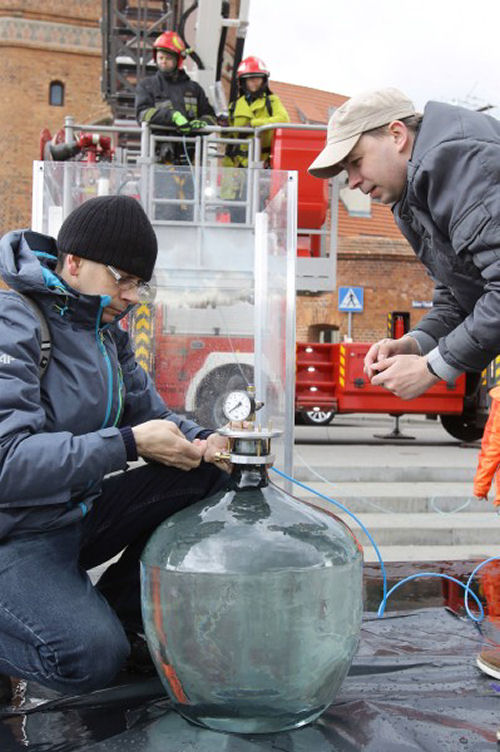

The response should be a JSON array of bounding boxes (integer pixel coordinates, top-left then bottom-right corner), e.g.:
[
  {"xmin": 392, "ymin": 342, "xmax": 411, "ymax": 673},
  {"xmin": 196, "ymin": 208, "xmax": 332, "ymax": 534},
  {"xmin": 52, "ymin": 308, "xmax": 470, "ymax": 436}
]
[{"xmin": 223, "ymin": 390, "xmax": 253, "ymax": 422}]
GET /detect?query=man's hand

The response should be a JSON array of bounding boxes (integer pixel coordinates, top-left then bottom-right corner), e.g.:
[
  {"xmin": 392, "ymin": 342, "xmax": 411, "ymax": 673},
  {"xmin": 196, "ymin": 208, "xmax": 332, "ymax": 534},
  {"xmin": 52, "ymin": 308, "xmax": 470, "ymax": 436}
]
[
  {"xmin": 171, "ymin": 111, "xmax": 192, "ymax": 134},
  {"xmin": 364, "ymin": 335, "xmax": 420, "ymax": 380},
  {"xmin": 370, "ymin": 355, "xmax": 440, "ymax": 400},
  {"xmin": 201, "ymin": 432, "xmax": 232, "ymax": 474},
  {"xmin": 132, "ymin": 420, "xmax": 204, "ymax": 470},
  {"xmin": 189, "ymin": 119, "xmax": 208, "ymax": 131}
]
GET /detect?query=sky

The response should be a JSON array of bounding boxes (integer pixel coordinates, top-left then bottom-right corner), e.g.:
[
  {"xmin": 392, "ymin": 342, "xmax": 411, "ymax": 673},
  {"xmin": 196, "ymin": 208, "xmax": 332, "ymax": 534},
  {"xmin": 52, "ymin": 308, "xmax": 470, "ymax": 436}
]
[{"xmin": 245, "ymin": 0, "xmax": 500, "ymax": 118}]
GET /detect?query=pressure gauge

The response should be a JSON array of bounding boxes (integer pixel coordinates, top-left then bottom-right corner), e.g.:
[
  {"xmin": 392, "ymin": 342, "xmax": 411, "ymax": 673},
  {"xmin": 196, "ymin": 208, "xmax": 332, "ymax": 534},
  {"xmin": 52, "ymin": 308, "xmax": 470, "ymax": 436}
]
[{"xmin": 222, "ymin": 390, "xmax": 254, "ymax": 422}]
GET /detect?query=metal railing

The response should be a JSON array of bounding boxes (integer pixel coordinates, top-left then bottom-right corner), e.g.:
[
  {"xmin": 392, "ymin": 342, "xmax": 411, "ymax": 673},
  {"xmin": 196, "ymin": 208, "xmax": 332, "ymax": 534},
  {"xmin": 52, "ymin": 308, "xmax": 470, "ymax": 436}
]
[{"xmin": 60, "ymin": 117, "xmax": 333, "ymax": 262}]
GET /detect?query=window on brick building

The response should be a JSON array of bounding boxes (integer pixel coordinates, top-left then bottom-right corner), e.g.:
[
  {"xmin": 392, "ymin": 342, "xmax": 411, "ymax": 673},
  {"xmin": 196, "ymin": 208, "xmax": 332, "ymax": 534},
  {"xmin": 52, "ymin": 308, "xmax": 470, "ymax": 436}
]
[{"xmin": 49, "ymin": 81, "xmax": 65, "ymax": 107}]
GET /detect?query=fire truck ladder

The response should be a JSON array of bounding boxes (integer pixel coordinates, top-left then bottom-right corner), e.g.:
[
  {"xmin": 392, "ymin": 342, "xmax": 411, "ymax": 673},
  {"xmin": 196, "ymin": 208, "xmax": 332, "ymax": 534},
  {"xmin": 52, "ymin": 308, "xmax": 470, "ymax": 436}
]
[{"xmin": 101, "ymin": 1, "xmax": 175, "ymax": 126}]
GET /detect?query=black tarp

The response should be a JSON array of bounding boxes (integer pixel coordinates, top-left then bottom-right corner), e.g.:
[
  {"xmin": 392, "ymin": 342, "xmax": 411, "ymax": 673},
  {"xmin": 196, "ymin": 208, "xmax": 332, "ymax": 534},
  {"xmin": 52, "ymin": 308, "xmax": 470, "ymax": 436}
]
[{"xmin": 1, "ymin": 563, "xmax": 498, "ymax": 751}]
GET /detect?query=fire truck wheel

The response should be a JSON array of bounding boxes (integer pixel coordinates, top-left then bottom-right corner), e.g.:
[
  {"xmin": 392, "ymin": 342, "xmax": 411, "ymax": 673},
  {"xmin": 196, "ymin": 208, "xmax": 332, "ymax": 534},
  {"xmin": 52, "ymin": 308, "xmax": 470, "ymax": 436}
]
[
  {"xmin": 300, "ymin": 410, "xmax": 335, "ymax": 426},
  {"xmin": 439, "ymin": 372, "xmax": 488, "ymax": 442},
  {"xmin": 195, "ymin": 365, "xmax": 254, "ymax": 430},
  {"xmin": 439, "ymin": 412, "xmax": 486, "ymax": 443}
]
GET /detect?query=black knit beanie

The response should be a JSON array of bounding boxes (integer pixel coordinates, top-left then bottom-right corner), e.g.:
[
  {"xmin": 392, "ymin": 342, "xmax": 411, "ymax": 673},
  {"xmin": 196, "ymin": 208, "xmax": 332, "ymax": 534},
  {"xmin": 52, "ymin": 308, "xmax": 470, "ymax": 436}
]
[{"xmin": 57, "ymin": 195, "xmax": 158, "ymax": 281}]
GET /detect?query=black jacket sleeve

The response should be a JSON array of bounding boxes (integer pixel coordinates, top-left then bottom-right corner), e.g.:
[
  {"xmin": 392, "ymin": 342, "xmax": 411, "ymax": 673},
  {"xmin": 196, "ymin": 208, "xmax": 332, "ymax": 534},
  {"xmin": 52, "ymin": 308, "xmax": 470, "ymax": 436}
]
[{"xmin": 135, "ymin": 79, "xmax": 175, "ymax": 126}]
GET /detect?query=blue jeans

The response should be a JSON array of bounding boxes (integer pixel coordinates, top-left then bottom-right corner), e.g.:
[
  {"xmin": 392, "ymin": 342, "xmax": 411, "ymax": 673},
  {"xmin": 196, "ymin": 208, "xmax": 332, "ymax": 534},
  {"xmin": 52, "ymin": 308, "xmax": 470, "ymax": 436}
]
[{"xmin": 0, "ymin": 461, "xmax": 225, "ymax": 694}]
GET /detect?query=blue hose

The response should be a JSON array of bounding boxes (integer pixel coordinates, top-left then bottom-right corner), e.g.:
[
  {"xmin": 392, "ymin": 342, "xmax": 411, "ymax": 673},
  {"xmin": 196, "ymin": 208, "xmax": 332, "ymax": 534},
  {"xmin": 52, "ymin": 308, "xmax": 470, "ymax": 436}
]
[{"xmin": 271, "ymin": 467, "xmax": 488, "ymax": 623}]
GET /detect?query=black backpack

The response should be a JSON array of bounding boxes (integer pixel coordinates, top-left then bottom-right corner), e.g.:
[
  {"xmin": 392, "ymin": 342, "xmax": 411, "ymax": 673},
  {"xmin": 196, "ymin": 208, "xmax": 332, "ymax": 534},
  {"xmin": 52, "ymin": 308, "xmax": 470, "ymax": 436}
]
[
  {"xmin": 0, "ymin": 280, "xmax": 51, "ymax": 377},
  {"xmin": 20, "ymin": 294, "xmax": 52, "ymax": 377}
]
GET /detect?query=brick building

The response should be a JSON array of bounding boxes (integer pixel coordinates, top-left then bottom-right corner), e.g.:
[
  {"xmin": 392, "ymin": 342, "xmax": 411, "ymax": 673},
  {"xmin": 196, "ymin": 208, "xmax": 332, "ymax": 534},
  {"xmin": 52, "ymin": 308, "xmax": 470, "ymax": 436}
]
[{"xmin": 0, "ymin": 1, "xmax": 109, "ymax": 233}]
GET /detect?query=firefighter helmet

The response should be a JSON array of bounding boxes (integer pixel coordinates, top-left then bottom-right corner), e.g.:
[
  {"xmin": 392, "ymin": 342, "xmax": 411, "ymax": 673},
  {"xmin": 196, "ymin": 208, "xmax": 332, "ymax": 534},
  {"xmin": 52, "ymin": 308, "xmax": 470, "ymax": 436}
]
[
  {"xmin": 237, "ymin": 56, "xmax": 270, "ymax": 79},
  {"xmin": 153, "ymin": 31, "xmax": 187, "ymax": 68}
]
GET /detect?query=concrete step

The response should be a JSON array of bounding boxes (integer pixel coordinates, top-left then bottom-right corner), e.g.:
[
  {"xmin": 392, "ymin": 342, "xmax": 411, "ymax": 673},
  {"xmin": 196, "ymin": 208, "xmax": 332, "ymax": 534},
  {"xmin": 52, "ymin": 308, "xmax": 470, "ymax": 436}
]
[
  {"xmin": 289, "ymin": 480, "xmax": 484, "ymax": 513},
  {"xmin": 293, "ymin": 465, "xmax": 476, "ymax": 483},
  {"xmin": 290, "ymin": 421, "xmax": 486, "ymax": 557},
  {"xmin": 320, "ymin": 511, "xmax": 500, "ymax": 548}
]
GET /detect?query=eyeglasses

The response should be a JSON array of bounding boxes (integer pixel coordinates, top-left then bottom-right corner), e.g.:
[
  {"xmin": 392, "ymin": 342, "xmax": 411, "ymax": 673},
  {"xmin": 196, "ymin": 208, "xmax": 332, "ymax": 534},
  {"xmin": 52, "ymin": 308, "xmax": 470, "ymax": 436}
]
[{"xmin": 106, "ymin": 265, "xmax": 156, "ymax": 303}]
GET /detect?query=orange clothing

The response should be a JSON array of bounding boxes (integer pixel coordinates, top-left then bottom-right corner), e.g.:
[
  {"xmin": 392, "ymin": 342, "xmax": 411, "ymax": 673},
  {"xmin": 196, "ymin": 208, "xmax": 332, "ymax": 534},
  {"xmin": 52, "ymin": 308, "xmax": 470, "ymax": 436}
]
[{"xmin": 473, "ymin": 385, "xmax": 500, "ymax": 505}]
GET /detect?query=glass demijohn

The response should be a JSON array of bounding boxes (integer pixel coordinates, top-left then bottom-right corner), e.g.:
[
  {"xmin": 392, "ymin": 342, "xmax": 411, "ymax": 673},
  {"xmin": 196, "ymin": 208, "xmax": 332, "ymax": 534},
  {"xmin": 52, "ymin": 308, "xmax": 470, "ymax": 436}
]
[{"xmin": 141, "ymin": 413, "xmax": 363, "ymax": 734}]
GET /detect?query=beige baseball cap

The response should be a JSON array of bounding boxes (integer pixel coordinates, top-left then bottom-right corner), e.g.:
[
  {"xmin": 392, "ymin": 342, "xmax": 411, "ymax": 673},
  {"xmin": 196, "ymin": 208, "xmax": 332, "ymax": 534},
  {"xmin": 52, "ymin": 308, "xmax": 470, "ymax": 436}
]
[{"xmin": 308, "ymin": 87, "xmax": 416, "ymax": 179}]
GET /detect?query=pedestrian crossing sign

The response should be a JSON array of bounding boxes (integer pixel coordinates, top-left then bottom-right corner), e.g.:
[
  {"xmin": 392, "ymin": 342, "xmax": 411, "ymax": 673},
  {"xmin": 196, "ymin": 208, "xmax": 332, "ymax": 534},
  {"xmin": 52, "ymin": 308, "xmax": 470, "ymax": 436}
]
[{"xmin": 338, "ymin": 286, "xmax": 364, "ymax": 312}]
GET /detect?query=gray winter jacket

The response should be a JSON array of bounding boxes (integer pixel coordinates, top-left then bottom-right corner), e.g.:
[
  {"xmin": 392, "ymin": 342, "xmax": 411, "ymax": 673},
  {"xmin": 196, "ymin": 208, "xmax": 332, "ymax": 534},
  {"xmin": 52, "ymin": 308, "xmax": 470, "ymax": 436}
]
[
  {"xmin": 0, "ymin": 230, "xmax": 207, "ymax": 537},
  {"xmin": 393, "ymin": 101, "xmax": 500, "ymax": 383}
]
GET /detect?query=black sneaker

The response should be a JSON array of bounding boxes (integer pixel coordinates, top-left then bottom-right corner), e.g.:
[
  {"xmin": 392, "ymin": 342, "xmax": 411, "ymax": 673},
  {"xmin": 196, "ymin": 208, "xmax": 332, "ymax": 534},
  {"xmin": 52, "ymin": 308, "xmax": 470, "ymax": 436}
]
[
  {"xmin": 125, "ymin": 632, "xmax": 156, "ymax": 676},
  {"xmin": 0, "ymin": 674, "xmax": 12, "ymax": 704}
]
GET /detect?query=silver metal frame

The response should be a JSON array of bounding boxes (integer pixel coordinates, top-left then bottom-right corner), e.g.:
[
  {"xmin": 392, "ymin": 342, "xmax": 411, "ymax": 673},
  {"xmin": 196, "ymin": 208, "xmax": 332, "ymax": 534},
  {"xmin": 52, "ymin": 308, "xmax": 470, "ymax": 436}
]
[{"xmin": 52, "ymin": 117, "xmax": 335, "ymax": 291}]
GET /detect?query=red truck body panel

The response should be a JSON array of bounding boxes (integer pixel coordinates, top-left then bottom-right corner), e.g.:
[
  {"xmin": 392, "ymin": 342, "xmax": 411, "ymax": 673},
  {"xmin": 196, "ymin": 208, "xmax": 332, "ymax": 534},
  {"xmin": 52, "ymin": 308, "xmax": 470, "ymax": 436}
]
[
  {"xmin": 271, "ymin": 127, "xmax": 329, "ymax": 257},
  {"xmin": 295, "ymin": 342, "xmax": 466, "ymax": 416}
]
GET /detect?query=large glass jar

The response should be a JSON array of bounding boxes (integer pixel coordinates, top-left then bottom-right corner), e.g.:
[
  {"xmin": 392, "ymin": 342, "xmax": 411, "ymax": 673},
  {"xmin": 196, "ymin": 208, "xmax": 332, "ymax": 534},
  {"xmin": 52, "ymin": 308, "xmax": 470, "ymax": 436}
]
[{"xmin": 141, "ymin": 459, "xmax": 363, "ymax": 734}]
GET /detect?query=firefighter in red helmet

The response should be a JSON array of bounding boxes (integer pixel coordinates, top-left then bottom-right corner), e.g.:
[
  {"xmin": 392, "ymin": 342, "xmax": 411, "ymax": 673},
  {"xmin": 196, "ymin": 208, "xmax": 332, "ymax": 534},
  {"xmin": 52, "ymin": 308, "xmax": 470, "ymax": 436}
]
[
  {"xmin": 135, "ymin": 30, "xmax": 216, "ymax": 219},
  {"xmin": 135, "ymin": 30, "xmax": 216, "ymax": 162},
  {"xmin": 152, "ymin": 31, "xmax": 187, "ymax": 70}
]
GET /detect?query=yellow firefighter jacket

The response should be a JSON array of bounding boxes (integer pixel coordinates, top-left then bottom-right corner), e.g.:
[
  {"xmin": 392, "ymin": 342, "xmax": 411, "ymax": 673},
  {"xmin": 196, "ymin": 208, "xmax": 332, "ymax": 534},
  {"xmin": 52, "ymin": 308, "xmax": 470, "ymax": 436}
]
[{"xmin": 223, "ymin": 92, "xmax": 290, "ymax": 169}]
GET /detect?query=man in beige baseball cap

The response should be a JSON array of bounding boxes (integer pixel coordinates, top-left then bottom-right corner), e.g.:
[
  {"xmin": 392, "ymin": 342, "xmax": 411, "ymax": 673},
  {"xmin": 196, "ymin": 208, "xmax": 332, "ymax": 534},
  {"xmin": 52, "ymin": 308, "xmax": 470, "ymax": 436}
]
[
  {"xmin": 308, "ymin": 87, "xmax": 416, "ymax": 179},
  {"xmin": 308, "ymin": 85, "xmax": 500, "ymax": 432},
  {"xmin": 309, "ymin": 85, "xmax": 500, "ymax": 683}
]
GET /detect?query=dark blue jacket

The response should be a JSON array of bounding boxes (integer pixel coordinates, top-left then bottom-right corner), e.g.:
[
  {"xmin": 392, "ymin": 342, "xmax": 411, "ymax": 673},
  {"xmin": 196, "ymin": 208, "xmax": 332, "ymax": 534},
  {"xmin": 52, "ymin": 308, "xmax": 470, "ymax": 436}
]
[{"xmin": 0, "ymin": 230, "xmax": 205, "ymax": 537}]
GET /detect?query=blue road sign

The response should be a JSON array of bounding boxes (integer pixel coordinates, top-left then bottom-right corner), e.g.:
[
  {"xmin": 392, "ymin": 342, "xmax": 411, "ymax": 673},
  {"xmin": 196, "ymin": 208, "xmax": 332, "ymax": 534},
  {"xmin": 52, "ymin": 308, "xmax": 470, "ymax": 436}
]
[{"xmin": 338, "ymin": 286, "xmax": 364, "ymax": 313}]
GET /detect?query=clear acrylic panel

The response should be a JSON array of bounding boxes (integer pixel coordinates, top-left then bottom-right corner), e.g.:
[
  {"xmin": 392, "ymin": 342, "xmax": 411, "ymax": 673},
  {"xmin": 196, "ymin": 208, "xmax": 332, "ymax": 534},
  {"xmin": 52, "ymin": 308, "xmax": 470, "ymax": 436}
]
[
  {"xmin": 32, "ymin": 161, "xmax": 144, "ymax": 237},
  {"xmin": 254, "ymin": 171, "xmax": 297, "ymax": 474},
  {"xmin": 32, "ymin": 161, "xmax": 296, "ymax": 474}
]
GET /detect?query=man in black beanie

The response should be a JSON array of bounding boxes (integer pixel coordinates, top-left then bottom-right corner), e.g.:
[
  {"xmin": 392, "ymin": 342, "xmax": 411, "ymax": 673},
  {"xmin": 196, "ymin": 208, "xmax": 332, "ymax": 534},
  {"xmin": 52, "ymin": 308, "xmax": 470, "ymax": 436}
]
[
  {"xmin": 57, "ymin": 193, "xmax": 158, "ymax": 281},
  {"xmin": 0, "ymin": 195, "xmax": 229, "ymax": 702}
]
